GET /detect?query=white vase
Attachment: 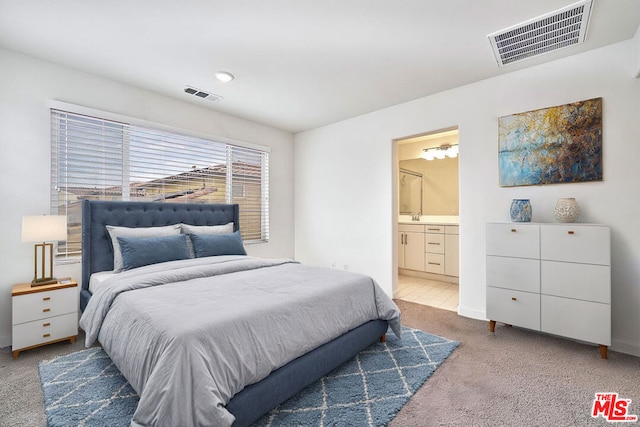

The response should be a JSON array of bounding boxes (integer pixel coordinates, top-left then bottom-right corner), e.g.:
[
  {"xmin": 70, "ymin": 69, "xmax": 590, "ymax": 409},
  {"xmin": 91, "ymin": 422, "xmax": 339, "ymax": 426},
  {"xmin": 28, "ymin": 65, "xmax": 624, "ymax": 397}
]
[{"xmin": 554, "ymin": 198, "xmax": 580, "ymax": 223}]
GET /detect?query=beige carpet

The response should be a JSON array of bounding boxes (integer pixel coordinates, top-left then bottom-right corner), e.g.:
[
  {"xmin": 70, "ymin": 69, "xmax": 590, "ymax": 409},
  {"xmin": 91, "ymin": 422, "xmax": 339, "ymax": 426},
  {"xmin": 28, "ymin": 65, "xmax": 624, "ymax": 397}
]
[
  {"xmin": 1, "ymin": 300, "xmax": 639, "ymax": 426},
  {"xmin": 390, "ymin": 300, "xmax": 640, "ymax": 427}
]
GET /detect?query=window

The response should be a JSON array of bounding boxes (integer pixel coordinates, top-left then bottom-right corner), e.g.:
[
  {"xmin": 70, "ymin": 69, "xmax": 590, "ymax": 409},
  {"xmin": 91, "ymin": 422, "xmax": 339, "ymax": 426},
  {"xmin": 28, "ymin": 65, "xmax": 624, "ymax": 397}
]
[{"xmin": 51, "ymin": 108, "xmax": 269, "ymax": 258}]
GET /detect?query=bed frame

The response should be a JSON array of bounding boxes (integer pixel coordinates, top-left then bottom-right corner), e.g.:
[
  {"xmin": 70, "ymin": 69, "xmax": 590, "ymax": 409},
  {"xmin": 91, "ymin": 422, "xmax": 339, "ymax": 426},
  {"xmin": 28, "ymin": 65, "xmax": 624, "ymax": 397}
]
[{"xmin": 80, "ymin": 199, "xmax": 388, "ymax": 427}]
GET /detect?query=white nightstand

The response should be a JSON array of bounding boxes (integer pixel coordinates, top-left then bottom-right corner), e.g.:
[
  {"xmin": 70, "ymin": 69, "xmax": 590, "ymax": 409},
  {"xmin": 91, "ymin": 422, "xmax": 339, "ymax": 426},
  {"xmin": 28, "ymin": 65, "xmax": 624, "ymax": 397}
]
[{"xmin": 12, "ymin": 279, "xmax": 78, "ymax": 359}]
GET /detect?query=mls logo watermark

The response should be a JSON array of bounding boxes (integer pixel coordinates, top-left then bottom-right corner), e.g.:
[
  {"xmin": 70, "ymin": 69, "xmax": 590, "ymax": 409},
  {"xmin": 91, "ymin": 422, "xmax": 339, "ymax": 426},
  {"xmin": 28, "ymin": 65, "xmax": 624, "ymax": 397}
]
[{"xmin": 592, "ymin": 393, "xmax": 638, "ymax": 422}]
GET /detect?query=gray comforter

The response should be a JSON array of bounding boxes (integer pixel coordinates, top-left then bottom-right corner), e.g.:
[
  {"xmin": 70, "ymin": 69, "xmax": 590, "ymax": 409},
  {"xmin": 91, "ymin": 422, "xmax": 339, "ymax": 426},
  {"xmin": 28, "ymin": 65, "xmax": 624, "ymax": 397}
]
[{"xmin": 79, "ymin": 256, "xmax": 401, "ymax": 427}]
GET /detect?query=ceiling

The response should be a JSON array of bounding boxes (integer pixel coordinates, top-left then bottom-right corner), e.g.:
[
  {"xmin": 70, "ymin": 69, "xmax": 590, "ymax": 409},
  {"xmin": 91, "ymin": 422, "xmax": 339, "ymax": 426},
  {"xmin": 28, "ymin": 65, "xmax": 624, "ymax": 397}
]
[{"xmin": 1, "ymin": 1, "xmax": 639, "ymax": 133}]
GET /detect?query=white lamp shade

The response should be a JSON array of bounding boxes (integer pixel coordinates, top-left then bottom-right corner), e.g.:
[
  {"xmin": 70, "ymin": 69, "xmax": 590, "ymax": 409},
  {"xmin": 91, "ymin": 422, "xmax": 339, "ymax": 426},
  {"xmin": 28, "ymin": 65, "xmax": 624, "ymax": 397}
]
[{"xmin": 21, "ymin": 215, "xmax": 67, "ymax": 242}]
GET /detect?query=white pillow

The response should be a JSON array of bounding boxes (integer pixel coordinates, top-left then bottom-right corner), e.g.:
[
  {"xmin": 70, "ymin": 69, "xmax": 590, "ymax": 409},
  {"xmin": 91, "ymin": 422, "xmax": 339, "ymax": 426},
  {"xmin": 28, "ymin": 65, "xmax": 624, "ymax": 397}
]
[
  {"xmin": 180, "ymin": 222, "xmax": 234, "ymax": 258},
  {"xmin": 106, "ymin": 224, "xmax": 181, "ymax": 273}
]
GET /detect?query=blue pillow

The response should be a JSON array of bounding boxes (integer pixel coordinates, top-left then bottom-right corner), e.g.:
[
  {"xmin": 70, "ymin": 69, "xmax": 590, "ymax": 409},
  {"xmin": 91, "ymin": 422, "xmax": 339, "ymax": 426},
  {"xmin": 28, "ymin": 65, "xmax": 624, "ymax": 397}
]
[
  {"xmin": 189, "ymin": 231, "xmax": 247, "ymax": 258},
  {"xmin": 117, "ymin": 234, "xmax": 190, "ymax": 271}
]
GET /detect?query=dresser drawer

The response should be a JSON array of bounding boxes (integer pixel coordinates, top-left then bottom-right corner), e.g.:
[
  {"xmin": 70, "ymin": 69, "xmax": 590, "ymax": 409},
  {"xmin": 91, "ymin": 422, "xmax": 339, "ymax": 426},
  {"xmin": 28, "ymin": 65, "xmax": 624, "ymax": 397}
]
[
  {"xmin": 541, "ymin": 295, "xmax": 610, "ymax": 346},
  {"xmin": 12, "ymin": 312, "xmax": 78, "ymax": 351},
  {"xmin": 13, "ymin": 287, "xmax": 77, "ymax": 324},
  {"xmin": 486, "ymin": 223, "xmax": 539, "ymax": 259},
  {"xmin": 540, "ymin": 225, "xmax": 610, "ymax": 265},
  {"xmin": 486, "ymin": 256, "xmax": 540, "ymax": 293},
  {"xmin": 424, "ymin": 224, "xmax": 445, "ymax": 234},
  {"xmin": 487, "ymin": 287, "xmax": 540, "ymax": 330},
  {"xmin": 425, "ymin": 253, "xmax": 445, "ymax": 274},
  {"xmin": 425, "ymin": 233, "xmax": 445, "ymax": 254},
  {"xmin": 541, "ymin": 261, "xmax": 610, "ymax": 303}
]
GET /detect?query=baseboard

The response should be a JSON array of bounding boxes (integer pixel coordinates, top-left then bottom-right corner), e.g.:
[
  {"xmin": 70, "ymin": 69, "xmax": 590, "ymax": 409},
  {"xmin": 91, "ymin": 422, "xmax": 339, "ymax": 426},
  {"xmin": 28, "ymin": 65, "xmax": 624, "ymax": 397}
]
[
  {"xmin": 457, "ymin": 306, "xmax": 486, "ymax": 321},
  {"xmin": 0, "ymin": 335, "xmax": 11, "ymax": 349}
]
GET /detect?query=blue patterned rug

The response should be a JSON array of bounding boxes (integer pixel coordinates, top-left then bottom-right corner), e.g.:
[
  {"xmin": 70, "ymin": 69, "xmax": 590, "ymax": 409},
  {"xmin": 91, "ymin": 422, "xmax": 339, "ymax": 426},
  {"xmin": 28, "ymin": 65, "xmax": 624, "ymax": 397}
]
[{"xmin": 39, "ymin": 327, "xmax": 459, "ymax": 427}]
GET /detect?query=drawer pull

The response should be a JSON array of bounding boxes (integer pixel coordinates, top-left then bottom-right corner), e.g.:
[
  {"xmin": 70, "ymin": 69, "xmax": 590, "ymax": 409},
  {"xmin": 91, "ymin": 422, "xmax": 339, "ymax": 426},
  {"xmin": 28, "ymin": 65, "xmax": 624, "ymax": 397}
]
[
  {"xmin": 511, "ymin": 297, "xmax": 517, "ymax": 301},
  {"xmin": 43, "ymin": 297, "xmax": 51, "ymax": 301},
  {"xmin": 43, "ymin": 323, "xmax": 51, "ymax": 327},
  {"xmin": 43, "ymin": 333, "xmax": 51, "ymax": 338},
  {"xmin": 428, "ymin": 228, "xmax": 440, "ymax": 231},
  {"xmin": 511, "ymin": 229, "xmax": 516, "ymax": 233},
  {"xmin": 428, "ymin": 262, "xmax": 441, "ymax": 266},
  {"xmin": 568, "ymin": 231, "xmax": 575, "ymax": 235},
  {"xmin": 428, "ymin": 242, "xmax": 441, "ymax": 245},
  {"xmin": 43, "ymin": 308, "xmax": 51, "ymax": 313}
]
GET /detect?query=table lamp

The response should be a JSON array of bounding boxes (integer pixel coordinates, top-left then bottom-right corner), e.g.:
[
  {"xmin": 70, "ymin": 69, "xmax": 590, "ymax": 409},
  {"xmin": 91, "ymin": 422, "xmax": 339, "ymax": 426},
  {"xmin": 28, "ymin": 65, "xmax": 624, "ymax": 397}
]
[{"xmin": 21, "ymin": 215, "xmax": 67, "ymax": 287}]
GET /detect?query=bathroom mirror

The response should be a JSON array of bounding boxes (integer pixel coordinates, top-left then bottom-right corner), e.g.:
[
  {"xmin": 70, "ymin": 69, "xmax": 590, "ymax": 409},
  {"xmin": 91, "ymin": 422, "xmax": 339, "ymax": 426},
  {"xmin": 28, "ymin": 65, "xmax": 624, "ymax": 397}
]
[{"xmin": 399, "ymin": 168, "xmax": 423, "ymax": 215}]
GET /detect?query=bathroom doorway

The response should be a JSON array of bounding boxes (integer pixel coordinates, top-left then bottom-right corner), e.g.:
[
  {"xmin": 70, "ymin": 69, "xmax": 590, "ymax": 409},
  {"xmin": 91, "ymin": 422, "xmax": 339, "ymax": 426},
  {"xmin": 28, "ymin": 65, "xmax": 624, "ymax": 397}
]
[{"xmin": 393, "ymin": 128, "xmax": 460, "ymax": 312}]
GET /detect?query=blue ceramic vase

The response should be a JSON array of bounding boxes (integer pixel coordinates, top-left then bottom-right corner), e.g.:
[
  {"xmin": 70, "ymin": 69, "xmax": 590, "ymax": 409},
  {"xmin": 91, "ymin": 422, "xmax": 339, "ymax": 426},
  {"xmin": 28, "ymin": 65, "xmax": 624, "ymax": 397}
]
[{"xmin": 510, "ymin": 199, "xmax": 532, "ymax": 222}]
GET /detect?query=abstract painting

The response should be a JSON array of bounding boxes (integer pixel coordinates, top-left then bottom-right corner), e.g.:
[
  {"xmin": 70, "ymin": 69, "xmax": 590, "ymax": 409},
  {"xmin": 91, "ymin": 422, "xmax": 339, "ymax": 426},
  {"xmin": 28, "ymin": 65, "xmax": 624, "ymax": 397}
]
[{"xmin": 498, "ymin": 98, "xmax": 602, "ymax": 187}]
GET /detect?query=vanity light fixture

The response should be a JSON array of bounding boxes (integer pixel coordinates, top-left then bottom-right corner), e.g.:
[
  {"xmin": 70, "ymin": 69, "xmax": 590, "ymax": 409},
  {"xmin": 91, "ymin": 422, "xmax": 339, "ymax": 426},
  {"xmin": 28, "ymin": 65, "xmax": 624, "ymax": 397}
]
[
  {"xmin": 422, "ymin": 144, "xmax": 459, "ymax": 161},
  {"xmin": 214, "ymin": 71, "xmax": 234, "ymax": 83}
]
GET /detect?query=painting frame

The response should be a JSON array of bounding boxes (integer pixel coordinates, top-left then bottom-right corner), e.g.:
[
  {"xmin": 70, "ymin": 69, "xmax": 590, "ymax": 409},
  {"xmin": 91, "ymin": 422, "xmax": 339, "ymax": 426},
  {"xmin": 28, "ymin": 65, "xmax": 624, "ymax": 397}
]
[{"xmin": 498, "ymin": 97, "xmax": 603, "ymax": 187}]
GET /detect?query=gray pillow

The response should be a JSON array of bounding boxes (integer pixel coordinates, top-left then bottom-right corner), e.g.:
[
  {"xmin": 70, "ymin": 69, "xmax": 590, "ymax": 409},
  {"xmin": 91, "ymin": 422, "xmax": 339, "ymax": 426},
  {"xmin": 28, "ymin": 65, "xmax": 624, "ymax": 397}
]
[
  {"xmin": 189, "ymin": 231, "xmax": 247, "ymax": 258},
  {"xmin": 106, "ymin": 224, "xmax": 181, "ymax": 272},
  {"xmin": 180, "ymin": 222, "xmax": 234, "ymax": 258},
  {"xmin": 117, "ymin": 235, "xmax": 190, "ymax": 271}
]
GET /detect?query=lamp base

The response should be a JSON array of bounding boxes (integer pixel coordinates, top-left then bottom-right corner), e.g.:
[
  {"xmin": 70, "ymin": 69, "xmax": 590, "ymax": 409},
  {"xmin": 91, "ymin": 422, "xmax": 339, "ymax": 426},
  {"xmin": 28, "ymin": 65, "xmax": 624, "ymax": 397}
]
[{"xmin": 31, "ymin": 278, "xmax": 58, "ymax": 287}]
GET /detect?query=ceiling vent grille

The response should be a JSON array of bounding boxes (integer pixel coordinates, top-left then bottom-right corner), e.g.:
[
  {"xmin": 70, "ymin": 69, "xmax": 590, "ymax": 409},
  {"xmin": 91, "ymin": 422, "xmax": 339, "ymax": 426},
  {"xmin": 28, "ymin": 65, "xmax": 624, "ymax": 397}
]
[
  {"xmin": 488, "ymin": 0, "xmax": 593, "ymax": 67},
  {"xmin": 183, "ymin": 85, "xmax": 223, "ymax": 102}
]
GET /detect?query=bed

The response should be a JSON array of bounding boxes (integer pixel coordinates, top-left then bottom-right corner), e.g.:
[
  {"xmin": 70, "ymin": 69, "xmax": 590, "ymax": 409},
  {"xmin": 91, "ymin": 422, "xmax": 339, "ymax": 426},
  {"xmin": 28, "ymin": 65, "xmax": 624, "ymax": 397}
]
[{"xmin": 78, "ymin": 200, "xmax": 401, "ymax": 427}]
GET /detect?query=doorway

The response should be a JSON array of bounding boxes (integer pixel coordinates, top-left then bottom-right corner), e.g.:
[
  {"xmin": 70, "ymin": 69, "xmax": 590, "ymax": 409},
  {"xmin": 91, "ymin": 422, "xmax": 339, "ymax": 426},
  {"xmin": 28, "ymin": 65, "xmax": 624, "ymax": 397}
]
[{"xmin": 393, "ymin": 128, "xmax": 460, "ymax": 312}]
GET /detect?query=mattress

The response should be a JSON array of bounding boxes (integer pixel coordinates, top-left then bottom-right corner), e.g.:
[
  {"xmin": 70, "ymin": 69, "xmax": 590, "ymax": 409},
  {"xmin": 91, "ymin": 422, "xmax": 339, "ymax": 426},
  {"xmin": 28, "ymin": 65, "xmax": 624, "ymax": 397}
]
[{"xmin": 88, "ymin": 270, "xmax": 116, "ymax": 293}]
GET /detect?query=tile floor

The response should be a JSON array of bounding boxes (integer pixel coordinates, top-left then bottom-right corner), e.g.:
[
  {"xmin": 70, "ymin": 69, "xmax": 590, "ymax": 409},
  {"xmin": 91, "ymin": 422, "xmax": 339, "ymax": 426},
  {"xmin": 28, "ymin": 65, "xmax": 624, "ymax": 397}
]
[{"xmin": 395, "ymin": 274, "xmax": 459, "ymax": 312}]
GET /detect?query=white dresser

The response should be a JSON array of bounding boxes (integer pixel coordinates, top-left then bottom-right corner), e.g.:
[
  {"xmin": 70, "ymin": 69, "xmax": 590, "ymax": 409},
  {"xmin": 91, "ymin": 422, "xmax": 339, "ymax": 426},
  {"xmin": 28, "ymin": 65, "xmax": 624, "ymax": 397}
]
[
  {"xmin": 486, "ymin": 223, "xmax": 611, "ymax": 358},
  {"xmin": 12, "ymin": 280, "xmax": 78, "ymax": 358}
]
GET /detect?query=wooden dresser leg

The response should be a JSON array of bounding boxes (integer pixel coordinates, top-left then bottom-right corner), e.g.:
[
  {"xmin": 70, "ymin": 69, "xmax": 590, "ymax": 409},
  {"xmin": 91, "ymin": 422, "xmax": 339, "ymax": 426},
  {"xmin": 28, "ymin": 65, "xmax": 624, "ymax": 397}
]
[
  {"xmin": 380, "ymin": 335, "xmax": 386, "ymax": 343},
  {"xmin": 599, "ymin": 345, "xmax": 608, "ymax": 359},
  {"xmin": 489, "ymin": 320, "xmax": 496, "ymax": 333},
  {"xmin": 12, "ymin": 350, "xmax": 19, "ymax": 359},
  {"xmin": 69, "ymin": 336, "xmax": 76, "ymax": 345}
]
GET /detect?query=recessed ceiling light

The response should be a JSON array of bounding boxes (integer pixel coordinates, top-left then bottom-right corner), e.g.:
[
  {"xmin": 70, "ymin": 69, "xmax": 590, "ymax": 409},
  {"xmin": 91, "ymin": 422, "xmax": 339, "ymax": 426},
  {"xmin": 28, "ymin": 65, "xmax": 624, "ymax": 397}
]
[{"xmin": 214, "ymin": 71, "xmax": 234, "ymax": 83}]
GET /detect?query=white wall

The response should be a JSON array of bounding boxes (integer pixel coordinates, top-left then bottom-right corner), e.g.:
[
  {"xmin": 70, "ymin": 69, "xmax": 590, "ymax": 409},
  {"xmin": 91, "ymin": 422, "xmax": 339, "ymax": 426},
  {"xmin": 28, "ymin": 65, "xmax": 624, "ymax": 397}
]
[
  {"xmin": 0, "ymin": 48, "xmax": 295, "ymax": 347},
  {"xmin": 295, "ymin": 40, "xmax": 640, "ymax": 356}
]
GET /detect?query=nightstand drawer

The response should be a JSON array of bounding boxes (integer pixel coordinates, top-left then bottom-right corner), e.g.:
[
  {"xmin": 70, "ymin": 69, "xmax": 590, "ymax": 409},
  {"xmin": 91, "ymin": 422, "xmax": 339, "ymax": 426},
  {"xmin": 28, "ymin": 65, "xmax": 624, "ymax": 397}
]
[
  {"xmin": 487, "ymin": 287, "xmax": 540, "ymax": 330},
  {"xmin": 13, "ymin": 287, "xmax": 77, "ymax": 324},
  {"xmin": 425, "ymin": 253, "xmax": 445, "ymax": 274},
  {"xmin": 12, "ymin": 312, "xmax": 78, "ymax": 351},
  {"xmin": 425, "ymin": 233, "xmax": 445, "ymax": 254}
]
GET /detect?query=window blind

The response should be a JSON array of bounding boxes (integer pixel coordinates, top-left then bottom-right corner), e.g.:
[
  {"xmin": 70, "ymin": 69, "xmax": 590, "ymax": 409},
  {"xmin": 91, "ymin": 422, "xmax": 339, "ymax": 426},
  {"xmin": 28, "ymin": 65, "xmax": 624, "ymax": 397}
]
[{"xmin": 51, "ymin": 109, "xmax": 269, "ymax": 258}]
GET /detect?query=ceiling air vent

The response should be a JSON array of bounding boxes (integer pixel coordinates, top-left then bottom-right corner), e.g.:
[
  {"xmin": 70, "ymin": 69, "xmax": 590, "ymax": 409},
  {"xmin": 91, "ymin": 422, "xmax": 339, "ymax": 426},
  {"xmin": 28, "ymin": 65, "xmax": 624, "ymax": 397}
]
[
  {"xmin": 488, "ymin": 0, "xmax": 593, "ymax": 67},
  {"xmin": 183, "ymin": 85, "xmax": 223, "ymax": 102}
]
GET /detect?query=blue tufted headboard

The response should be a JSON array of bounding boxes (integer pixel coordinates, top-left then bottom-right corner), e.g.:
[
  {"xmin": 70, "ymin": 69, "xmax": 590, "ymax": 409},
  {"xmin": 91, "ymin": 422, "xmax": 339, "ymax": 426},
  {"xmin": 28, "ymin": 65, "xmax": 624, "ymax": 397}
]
[{"xmin": 80, "ymin": 200, "xmax": 239, "ymax": 310}]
